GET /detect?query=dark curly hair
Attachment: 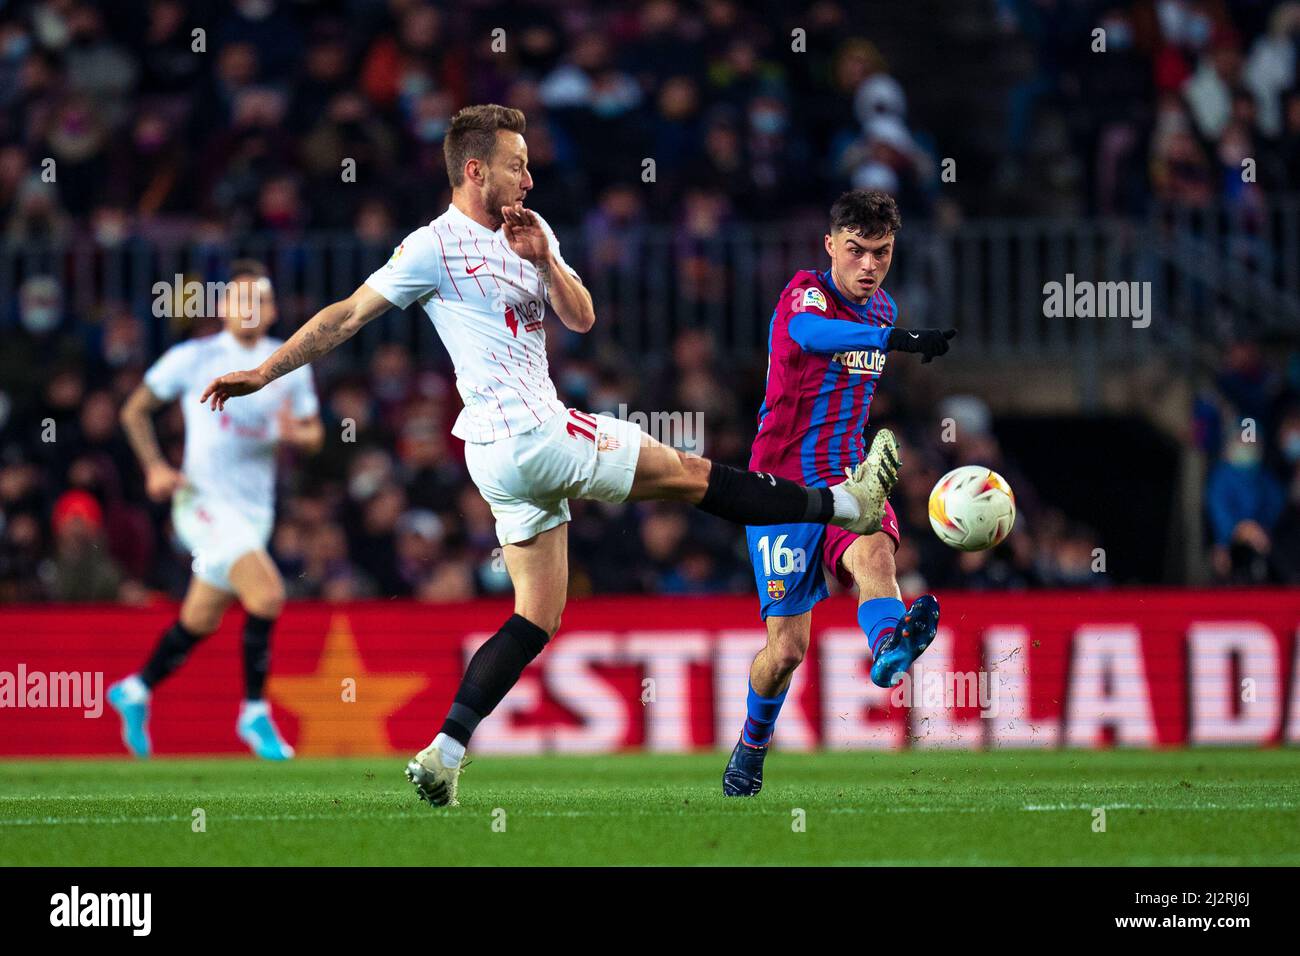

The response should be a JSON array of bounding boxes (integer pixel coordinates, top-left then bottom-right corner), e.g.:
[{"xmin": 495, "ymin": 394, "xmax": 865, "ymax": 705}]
[{"xmin": 829, "ymin": 189, "xmax": 902, "ymax": 239}]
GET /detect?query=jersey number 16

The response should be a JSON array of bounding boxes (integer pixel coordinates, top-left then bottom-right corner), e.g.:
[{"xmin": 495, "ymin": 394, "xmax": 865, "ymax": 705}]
[{"xmin": 756, "ymin": 534, "xmax": 807, "ymax": 576}]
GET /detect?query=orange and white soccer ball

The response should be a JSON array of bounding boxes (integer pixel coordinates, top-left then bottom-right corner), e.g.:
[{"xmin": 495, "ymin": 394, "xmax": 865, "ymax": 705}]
[{"xmin": 928, "ymin": 466, "xmax": 1016, "ymax": 551}]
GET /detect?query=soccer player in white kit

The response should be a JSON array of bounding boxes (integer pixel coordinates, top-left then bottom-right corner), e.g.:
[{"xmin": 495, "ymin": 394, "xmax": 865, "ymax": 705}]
[
  {"xmin": 108, "ymin": 261, "xmax": 323, "ymax": 759},
  {"xmin": 199, "ymin": 105, "xmax": 898, "ymax": 805}
]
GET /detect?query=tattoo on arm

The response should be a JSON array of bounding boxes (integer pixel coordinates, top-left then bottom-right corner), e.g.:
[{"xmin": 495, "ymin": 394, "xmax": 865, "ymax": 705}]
[
  {"xmin": 536, "ymin": 260, "xmax": 586, "ymax": 297},
  {"xmin": 264, "ymin": 308, "xmax": 352, "ymax": 382}
]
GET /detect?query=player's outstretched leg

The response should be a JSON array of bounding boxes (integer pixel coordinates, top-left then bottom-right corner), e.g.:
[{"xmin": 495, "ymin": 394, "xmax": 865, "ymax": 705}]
[
  {"xmin": 408, "ymin": 524, "xmax": 566, "ymax": 807},
  {"xmin": 108, "ymin": 580, "xmax": 231, "ymax": 757},
  {"xmin": 628, "ymin": 429, "xmax": 900, "ymax": 536},
  {"xmin": 229, "ymin": 553, "xmax": 294, "ymax": 760},
  {"xmin": 723, "ymin": 612, "xmax": 810, "ymax": 797}
]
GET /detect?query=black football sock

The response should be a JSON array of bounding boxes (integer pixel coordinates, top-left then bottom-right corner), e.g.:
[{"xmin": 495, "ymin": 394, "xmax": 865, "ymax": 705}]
[
  {"xmin": 697, "ymin": 462, "xmax": 834, "ymax": 526},
  {"xmin": 139, "ymin": 621, "xmax": 205, "ymax": 688},
  {"xmin": 241, "ymin": 613, "xmax": 276, "ymax": 701},
  {"xmin": 439, "ymin": 613, "xmax": 550, "ymax": 746}
]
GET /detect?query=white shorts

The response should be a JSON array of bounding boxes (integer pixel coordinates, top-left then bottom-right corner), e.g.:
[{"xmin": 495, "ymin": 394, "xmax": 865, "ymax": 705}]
[
  {"xmin": 465, "ymin": 408, "xmax": 643, "ymax": 545},
  {"xmin": 171, "ymin": 487, "xmax": 274, "ymax": 592}
]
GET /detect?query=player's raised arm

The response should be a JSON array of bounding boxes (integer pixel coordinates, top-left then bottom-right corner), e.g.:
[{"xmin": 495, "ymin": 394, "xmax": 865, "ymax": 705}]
[
  {"xmin": 503, "ymin": 204, "xmax": 595, "ymax": 333},
  {"xmin": 199, "ymin": 284, "xmax": 394, "ymax": 411}
]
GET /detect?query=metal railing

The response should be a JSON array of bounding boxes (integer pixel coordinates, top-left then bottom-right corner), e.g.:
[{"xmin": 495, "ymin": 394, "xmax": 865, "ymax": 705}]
[{"xmin": 3, "ymin": 198, "xmax": 1298, "ymax": 369}]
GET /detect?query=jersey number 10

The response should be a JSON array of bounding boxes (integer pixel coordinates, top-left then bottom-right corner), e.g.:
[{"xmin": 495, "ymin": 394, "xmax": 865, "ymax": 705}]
[{"xmin": 566, "ymin": 409, "xmax": 598, "ymax": 443}]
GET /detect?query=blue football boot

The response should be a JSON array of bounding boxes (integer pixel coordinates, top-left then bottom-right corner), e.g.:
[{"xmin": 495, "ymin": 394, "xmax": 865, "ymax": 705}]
[
  {"xmin": 236, "ymin": 702, "xmax": 295, "ymax": 760},
  {"xmin": 722, "ymin": 737, "xmax": 768, "ymax": 797},
  {"xmin": 869, "ymin": 594, "xmax": 941, "ymax": 688},
  {"xmin": 107, "ymin": 678, "xmax": 152, "ymax": 758}
]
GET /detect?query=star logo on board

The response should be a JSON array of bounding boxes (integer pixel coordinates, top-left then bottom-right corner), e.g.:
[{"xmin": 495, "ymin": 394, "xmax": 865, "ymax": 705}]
[{"xmin": 268, "ymin": 615, "xmax": 427, "ymax": 755}]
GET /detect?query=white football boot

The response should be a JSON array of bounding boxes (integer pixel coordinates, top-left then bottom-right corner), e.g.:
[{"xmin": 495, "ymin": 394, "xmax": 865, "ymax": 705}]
[
  {"xmin": 405, "ymin": 739, "xmax": 463, "ymax": 807},
  {"xmin": 838, "ymin": 427, "xmax": 901, "ymax": 535}
]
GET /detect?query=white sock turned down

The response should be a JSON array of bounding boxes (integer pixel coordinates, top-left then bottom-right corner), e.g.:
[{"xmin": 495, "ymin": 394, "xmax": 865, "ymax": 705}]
[
  {"xmin": 117, "ymin": 675, "xmax": 150, "ymax": 703},
  {"xmin": 239, "ymin": 699, "xmax": 270, "ymax": 721},
  {"xmin": 432, "ymin": 733, "xmax": 465, "ymax": 768},
  {"xmin": 830, "ymin": 484, "xmax": 861, "ymax": 523}
]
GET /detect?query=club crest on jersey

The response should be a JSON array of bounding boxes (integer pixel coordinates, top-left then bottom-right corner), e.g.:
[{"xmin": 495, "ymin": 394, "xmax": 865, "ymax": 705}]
[
  {"xmin": 799, "ymin": 288, "xmax": 828, "ymax": 313},
  {"xmin": 597, "ymin": 433, "xmax": 622, "ymax": 452},
  {"xmin": 766, "ymin": 579, "xmax": 787, "ymax": 600},
  {"xmin": 833, "ymin": 349, "xmax": 887, "ymax": 374}
]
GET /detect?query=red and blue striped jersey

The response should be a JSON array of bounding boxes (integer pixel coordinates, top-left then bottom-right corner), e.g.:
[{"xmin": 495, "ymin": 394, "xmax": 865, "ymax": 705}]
[{"xmin": 749, "ymin": 269, "xmax": 897, "ymax": 487}]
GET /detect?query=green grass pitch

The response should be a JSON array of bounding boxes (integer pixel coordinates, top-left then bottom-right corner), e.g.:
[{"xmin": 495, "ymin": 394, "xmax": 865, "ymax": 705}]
[{"xmin": 3, "ymin": 749, "xmax": 1299, "ymax": 866}]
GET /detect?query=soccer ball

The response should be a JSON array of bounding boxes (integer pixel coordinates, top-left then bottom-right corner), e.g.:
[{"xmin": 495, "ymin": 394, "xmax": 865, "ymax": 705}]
[{"xmin": 928, "ymin": 466, "xmax": 1016, "ymax": 551}]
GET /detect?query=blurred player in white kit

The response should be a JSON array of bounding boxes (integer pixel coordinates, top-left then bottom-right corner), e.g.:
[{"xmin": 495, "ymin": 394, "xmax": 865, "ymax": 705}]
[{"xmin": 108, "ymin": 261, "xmax": 323, "ymax": 759}]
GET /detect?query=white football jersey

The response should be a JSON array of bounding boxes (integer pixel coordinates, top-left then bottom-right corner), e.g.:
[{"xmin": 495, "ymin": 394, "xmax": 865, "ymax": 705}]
[
  {"xmin": 363, "ymin": 203, "xmax": 577, "ymax": 443},
  {"xmin": 144, "ymin": 331, "xmax": 320, "ymax": 525}
]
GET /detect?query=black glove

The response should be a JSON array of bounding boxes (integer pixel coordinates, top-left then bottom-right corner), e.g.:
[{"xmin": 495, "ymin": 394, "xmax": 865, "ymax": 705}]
[{"xmin": 886, "ymin": 328, "xmax": 957, "ymax": 363}]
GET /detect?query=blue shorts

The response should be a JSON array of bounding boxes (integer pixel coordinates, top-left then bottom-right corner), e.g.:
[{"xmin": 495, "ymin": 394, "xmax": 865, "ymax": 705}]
[{"xmin": 746, "ymin": 523, "xmax": 830, "ymax": 620}]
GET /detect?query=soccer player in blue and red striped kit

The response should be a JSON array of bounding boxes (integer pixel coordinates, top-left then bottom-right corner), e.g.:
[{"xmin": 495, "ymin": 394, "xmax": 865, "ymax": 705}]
[{"xmin": 723, "ymin": 189, "xmax": 957, "ymax": 796}]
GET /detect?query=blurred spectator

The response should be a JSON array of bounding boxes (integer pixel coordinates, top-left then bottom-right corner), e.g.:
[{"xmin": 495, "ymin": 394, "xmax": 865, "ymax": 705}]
[
  {"xmin": 1243, "ymin": 3, "xmax": 1300, "ymax": 138},
  {"xmin": 46, "ymin": 490, "xmax": 123, "ymax": 601},
  {"xmin": 1206, "ymin": 428, "xmax": 1285, "ymax": 582}
]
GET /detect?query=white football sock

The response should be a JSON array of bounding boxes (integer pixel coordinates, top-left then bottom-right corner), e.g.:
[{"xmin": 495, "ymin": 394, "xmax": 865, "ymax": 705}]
[
  {"xmin": 830, "ymin": 484, "xmax": 861, "ymax": 522},
  {"xmin": 118, "ymin": 675, "xmax": 150, "ymax": 703},
  {"xmin": 240, "ymin": 699, "xmax": 269, "ymax": 720},
  {"xmin": 433, "ymin": 732, "xmax": 465, "ymax": 767}
]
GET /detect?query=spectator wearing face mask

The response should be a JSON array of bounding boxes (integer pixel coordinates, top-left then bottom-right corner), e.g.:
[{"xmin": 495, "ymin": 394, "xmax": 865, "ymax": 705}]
[
  {"xmin": 1155, "ymin": 0, "xmax": 1220, "ymax": 92},
  {"xmin": 0, "ymin": 277, "xmax": 79, "ymax": 412}
]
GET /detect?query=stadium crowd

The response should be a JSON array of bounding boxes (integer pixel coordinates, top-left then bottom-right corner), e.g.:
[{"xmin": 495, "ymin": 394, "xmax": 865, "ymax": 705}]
[
  {"xmin": 999, "ymin": 0, "xmax": 1300, "ymax": 214},
  {"xmin": 9, "ymin": 0, "xmax": 1298, "ymax": 602},
  {"xmin": 0, "ymin": 0, "xmax": 945, "ymax": 242},
  {"xmin": 0, "ymin": 296, "xmax": 1111, "ymax": 603},
  {"xmin": 1003, "ymin": 0, "xmax": 1300, "ymax": 585}
]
